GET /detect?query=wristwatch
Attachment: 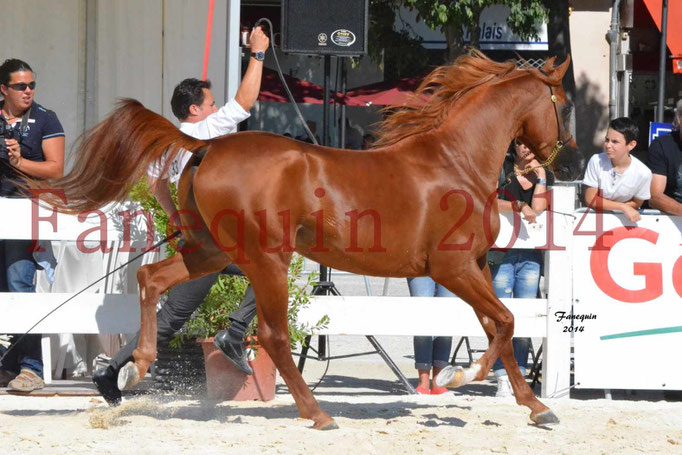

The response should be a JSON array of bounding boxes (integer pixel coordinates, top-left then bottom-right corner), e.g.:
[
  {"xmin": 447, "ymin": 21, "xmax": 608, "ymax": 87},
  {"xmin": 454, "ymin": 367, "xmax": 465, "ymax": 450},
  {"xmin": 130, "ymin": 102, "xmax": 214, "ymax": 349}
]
[
  {"xmin": 513, "ymin": 201, "xmax": 527, "ymax": 212},
  {"xmin": 251, "ymin": 51, "xmax": 265, "ymax": 62},
  {"xmin": 536, "ymin": 178, "xmax": 547, "ymax": 185}
]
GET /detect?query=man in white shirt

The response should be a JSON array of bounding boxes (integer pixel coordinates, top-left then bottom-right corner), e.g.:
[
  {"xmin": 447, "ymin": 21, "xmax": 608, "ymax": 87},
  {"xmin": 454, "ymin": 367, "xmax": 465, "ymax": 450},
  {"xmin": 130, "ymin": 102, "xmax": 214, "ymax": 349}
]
[
  {"xmin": 93, "ymin": 27, "xmax": 269, "ymax": 406},
  {"xmin": 583, "ymin": 117, "xmax": 652, "ymax": 222}
]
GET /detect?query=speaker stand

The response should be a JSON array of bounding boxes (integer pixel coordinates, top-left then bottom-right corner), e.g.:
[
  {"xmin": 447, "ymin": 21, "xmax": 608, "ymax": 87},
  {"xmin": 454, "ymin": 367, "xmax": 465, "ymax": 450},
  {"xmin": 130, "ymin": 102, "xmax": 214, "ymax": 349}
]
[
  {"xmin": 295, "ymin": 267, "xmax": 416, "ymax": 394},
  {"xmin": 293, "ymin": 56, "xmax": 415, "ymax": 394}
]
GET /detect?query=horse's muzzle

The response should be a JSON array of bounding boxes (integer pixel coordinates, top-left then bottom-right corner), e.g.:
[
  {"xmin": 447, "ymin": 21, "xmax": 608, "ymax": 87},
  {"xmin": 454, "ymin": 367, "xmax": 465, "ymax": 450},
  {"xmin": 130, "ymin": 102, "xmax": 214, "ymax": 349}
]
[{"xmin": 553, "ymin": 138, "xmax": 585, "ymax": 181}]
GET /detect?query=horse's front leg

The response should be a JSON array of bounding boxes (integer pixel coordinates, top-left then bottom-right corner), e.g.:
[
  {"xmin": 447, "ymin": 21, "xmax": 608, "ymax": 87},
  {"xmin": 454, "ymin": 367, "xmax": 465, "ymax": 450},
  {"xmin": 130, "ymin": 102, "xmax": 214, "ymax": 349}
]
[
  {"xmin": 117, "ymin": 254, "xmax": 191, "ymax": 391},
  {"xmin": 431, "ymin": 260, "xmax": 559, "ymax": 425}
]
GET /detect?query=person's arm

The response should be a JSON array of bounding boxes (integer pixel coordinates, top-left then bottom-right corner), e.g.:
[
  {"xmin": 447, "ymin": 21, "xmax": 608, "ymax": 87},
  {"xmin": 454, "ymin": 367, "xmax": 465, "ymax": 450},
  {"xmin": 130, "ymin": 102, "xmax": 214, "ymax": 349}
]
[
  {"xmin": 529, "ymin": 164, "xmax": 548, "ymax": 213},
  {"xmin": 234, "ymin": 27, "xmax": 269, "ymax": 112},
  {"xmin": 649, "ymin": 174, "xmax": 682, "ymax": 216},
  {"xmin": 497, "ymin": 198, "xmax": 537, "ymax": 223},
  {"xmin": 584, "ymin": 186, "xmax": 641, "ymax": 222},
  {"xmin": 8, "ymin": 136, "xmax": 64, "ymax": 179}
]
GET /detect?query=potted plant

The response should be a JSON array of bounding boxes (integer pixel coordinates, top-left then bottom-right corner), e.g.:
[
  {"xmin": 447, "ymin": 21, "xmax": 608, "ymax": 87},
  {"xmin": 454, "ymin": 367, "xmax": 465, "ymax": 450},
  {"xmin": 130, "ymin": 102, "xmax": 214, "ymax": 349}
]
[
  {"xmin": 174, "ymin": 256, "xmax": 322, "ymax": 401},
  {"xmin": 130, "ymin": 180, "xmax": 327, "ymax": 401}
]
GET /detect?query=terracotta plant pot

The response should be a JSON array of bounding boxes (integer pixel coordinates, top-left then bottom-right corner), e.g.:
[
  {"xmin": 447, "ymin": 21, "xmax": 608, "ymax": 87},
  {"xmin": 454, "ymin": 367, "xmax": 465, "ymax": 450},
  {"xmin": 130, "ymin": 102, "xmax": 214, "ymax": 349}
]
[{"xmin": 198, "ymin": 337, "xmax": 277, "ymax": 401}]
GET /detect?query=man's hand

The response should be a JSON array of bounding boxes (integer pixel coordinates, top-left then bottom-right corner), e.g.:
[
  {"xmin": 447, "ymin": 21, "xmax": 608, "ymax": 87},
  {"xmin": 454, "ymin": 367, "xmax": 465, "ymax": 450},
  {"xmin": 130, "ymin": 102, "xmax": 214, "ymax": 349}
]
[
  {"xmin": 622, "ymin": 205, "xmax": 641, "ymax": 223},
  {"xmin": 236, "ymin": 26, "xmax": 269, "ymax": 111},
  {"xmin": 521, "ymin": 204, "xmax": 537, "ymax": 224},
  {"xmin": 526, "ymin": 159, "xmax": 546, "ymax": 178},
  {"xmin": 5, "ymin": 139, "xmax": 22, "ymax": 169},
  {"xmin": 249, "ymin": 26, "xmax": 269, "ymax": 53}
]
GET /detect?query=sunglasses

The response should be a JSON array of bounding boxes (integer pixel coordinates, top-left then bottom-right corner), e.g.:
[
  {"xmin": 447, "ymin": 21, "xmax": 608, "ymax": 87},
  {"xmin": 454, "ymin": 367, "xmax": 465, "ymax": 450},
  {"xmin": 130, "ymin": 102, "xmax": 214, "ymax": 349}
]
[{"xmin": 7, "ymin": 81, "xmax": 36, "ymax": 91}]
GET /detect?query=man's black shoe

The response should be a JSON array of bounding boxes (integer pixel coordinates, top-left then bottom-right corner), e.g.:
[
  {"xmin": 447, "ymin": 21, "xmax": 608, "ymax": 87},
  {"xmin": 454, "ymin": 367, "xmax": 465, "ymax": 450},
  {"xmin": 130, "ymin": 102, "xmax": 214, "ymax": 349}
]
[
  {"xmin": 213, "ymin": 330, "xmax": 253, "ymax": 375},
  {"xmin": 93, "ymin": 365, "xmax": 122, "ymax": 406}
]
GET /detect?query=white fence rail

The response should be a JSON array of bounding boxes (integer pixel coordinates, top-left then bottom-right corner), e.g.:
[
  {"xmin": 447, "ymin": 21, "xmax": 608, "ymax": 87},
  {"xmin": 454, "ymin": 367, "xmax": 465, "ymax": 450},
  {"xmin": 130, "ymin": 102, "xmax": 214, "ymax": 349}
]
[
  {"xmin": 0, "ymin": 199, "xmax": 158, "ymax": 383},
  {"xmin": 5, "ymin": 188, "xmax": 679, "ymax": 395}
]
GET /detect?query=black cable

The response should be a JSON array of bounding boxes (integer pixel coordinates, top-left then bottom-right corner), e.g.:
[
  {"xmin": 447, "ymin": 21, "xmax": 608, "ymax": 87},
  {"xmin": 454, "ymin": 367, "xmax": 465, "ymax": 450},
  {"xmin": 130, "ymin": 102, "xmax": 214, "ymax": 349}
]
[
  {"xmin": 332, "ymin": 57, "xmax": 341, "ymax": 147},
  {"xmin": 254, "ymin": 18, "xmax": 318, "ymax": 145},
  {"xmin": 0, "ymin": 230, "xmax": 182, "ymax": 368},
  {"xmin": 309, "ymin": 342, "xmax": 331, "ymax": 393}
]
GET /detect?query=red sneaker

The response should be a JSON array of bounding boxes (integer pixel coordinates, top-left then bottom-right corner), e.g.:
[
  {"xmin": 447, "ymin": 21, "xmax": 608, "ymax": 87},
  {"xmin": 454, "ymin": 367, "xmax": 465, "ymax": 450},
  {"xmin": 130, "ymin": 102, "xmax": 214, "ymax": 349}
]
[
  {"xmin": 430, "ymin": 386, "xmax": 449, "ymax": 395},
  {"xmin": 415, "ymin": 385, "xmax": 431, "ymax": 395}
]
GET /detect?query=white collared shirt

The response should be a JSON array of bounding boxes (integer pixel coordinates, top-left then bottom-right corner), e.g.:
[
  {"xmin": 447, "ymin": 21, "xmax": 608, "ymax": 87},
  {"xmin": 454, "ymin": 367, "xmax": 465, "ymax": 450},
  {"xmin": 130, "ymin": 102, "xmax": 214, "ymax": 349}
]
[
  {"xmin": 148, "ymin": 98, "xmax": 250, "ymax": 183},
  {"xmin": 582, "ymin": 152, "xmax": 652, "ymax": 202}
]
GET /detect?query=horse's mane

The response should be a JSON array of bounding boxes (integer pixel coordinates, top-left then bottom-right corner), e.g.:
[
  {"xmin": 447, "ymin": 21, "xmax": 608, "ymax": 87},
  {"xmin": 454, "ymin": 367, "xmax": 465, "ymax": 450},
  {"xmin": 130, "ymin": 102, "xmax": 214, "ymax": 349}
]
[{"xmin": 373, "ymin": 50, "xmax": 564, "ymax": 148}]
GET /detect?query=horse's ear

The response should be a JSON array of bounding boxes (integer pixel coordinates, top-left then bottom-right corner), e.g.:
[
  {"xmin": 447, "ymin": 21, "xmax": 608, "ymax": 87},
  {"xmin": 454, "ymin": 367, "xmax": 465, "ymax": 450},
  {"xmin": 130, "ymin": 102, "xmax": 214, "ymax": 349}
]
[
  {"xmin": 541, "ymin": 57, "xmax": 557, "ymax": 73},
  {"xmin": 553, "ymin": 55, "xmax": 571, "ymax": 81}
]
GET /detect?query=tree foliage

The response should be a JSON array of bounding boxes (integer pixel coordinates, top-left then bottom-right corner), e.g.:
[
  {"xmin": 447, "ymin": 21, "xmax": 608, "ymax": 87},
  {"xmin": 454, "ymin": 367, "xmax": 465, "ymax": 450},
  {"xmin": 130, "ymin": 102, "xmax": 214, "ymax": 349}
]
[
  {"xmin": 402, "ymin": 1, "xmax": 547, "ymax": 60},
  {"xmin": 367, "ymin": 0, "xmax": 430, "ymax": 80}
]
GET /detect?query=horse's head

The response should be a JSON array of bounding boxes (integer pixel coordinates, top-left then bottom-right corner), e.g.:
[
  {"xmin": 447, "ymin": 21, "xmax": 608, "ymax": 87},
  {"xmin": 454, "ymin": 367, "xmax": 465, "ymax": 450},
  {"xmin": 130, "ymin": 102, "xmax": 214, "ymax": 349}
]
[{"xmin": 517, "ymin": 56, "xmax": 584, "ymax": 181}]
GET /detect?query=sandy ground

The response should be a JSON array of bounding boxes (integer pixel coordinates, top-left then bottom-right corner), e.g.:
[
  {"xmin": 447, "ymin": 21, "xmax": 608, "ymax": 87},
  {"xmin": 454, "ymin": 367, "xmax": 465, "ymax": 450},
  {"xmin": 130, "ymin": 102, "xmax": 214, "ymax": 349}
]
[
  {"xmin": 2, "ymin": 391, "xmax": 681, "ymax": 455},
  {"xmin": 2, "ymin": 336, "xmax": 681, "ymax": 454}
]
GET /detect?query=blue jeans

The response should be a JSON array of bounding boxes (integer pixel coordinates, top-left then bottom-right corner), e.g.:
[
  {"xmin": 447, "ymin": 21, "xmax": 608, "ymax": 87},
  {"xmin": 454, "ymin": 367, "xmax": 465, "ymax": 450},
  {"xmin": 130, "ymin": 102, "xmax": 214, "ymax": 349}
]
[
  {"xmin": 490, "ymin": 250, "xmax": 541, "ymax": 376},
  {"xmin": 407, "ymin": 277, "xmax": 453, "ymax": 370},
  {"xmin": 0, "ymin": 240, "xmax": 43, "ymax": 377}
]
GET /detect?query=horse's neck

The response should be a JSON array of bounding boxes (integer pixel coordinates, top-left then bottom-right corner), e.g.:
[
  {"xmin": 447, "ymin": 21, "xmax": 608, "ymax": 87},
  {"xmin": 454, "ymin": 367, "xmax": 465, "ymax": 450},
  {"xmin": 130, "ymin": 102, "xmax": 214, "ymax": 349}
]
[{"xmin": 439, "ymin": 85, "xmax": 524, "ymax": 185}]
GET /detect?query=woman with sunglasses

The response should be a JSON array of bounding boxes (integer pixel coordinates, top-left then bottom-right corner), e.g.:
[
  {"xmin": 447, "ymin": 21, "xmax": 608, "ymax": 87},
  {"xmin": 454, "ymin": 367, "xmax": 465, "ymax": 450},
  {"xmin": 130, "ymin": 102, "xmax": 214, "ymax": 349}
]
[
  {"xmin": 0, "ymin": 58, "xmax": 65, "ymax": 393},
  {"xmin": 488, "ymin": 140, "xmax": 554, "ymax": 398}
]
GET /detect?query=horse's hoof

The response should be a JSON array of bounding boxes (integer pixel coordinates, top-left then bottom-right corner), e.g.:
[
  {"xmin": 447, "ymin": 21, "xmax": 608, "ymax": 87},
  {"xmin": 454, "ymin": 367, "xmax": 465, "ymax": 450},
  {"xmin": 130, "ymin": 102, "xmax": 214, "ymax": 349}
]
[
  {"xmin": 531, "ymin": 410, "xmax": 560, "ymax": 426},
  {"xmin": 117, "ymin": 362, "xmax": 141, "ymax": 391},
  {"xmin": 435, "ymin": 365, "xmax": 464, "ymax": 388},
  {"xmin": 316, "ymin": 420, "xmax": 339, "ymax": 431}
]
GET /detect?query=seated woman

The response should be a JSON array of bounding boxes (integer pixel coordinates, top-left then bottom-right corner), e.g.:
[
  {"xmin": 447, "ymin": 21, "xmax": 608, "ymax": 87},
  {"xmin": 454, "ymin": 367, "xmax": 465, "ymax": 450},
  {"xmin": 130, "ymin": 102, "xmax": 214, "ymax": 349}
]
[
  {"xmin": 583, "ymin": 117, "xmax": 652, "ymax": 222},
  {"xmin": 490, "ymin": 139, "xmax": 553, "ymax": 397}
]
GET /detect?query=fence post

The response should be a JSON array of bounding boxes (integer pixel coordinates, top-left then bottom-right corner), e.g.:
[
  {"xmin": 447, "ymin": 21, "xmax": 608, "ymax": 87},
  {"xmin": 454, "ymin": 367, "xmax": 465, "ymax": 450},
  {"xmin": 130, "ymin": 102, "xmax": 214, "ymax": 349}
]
[{"xmin": 541, "ymin": 185, "xmax": 575, "ymax": 398}]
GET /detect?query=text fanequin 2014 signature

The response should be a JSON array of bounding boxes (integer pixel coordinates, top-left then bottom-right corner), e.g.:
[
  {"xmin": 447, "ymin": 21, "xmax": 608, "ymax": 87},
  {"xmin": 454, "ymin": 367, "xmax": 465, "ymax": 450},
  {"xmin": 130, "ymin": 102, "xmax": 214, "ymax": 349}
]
[{"xmin": 554, "ymin": 311, "xmax": 596, "ymax": 333}]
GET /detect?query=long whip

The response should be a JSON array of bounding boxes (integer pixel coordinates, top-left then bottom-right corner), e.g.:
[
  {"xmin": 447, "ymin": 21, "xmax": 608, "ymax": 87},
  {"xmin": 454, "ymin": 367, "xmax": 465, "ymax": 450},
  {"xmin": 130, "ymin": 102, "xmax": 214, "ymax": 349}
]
[{"xmin": 0, "ymin": 230, "xmax": 181, "ymax": 368}]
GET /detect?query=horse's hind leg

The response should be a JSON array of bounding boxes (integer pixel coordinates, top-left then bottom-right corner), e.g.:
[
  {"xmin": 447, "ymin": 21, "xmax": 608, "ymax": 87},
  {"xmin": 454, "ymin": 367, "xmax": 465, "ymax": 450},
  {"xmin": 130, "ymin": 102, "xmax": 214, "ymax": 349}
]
[
  {"xmin": 118, "ymin": 246, "xmax": 228, "ymax": 391},
  {"xmin": 243, "ymin": 259, "xmax": 337, "ymax": 430},
  {"xmin": 432, "ymin": 260, "xmax": 558, "ymax": 425}
]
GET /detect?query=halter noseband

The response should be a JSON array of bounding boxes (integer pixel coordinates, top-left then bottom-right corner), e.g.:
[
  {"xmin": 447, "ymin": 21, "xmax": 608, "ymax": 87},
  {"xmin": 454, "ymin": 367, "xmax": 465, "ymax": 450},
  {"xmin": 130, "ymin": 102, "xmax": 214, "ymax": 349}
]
[{"xmin": 513, "ymin": 83, "xmax": 572, "ymax": 180}]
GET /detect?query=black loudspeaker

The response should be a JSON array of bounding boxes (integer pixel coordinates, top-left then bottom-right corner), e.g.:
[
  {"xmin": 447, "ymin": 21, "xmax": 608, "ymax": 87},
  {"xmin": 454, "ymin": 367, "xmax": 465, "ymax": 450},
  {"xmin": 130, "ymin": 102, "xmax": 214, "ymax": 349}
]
[{"xmin": 281, "ymin": 0, "xmax": 368, "ymax": 56}]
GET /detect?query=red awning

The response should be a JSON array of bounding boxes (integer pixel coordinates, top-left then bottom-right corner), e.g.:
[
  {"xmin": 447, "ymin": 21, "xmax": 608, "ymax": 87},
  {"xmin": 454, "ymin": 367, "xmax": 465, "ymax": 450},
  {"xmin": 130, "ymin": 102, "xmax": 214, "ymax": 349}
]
[
  {"xmin": 344, "ymin": 76, "xmax": 424, "ymax": 107},
  {"xmin": 642, "ymin": 0, "xmax": 682, "ymax": 60},
  {"xmin": 257, "ymin": 69, "xmax": 349, "ymax": 105}
]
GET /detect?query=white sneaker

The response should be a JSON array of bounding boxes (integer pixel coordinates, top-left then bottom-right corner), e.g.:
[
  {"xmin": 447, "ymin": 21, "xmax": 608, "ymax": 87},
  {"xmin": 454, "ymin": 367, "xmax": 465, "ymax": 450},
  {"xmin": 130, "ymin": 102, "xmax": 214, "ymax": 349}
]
[{"xmin": 495, "ymin": 375, "xmax": 513, "ymax": 397}]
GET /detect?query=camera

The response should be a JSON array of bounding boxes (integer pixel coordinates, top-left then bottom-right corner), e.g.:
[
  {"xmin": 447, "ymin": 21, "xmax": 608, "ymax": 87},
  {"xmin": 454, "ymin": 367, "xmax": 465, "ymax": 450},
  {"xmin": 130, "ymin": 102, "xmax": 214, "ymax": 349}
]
[{"xmin": 0, "ymin": 122, "xmax": 21, "ymax": 163}]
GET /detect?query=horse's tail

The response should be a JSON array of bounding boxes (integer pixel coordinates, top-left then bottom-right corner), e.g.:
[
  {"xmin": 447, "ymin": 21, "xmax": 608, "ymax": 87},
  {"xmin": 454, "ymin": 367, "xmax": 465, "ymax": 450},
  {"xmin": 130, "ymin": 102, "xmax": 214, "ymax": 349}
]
[{"xmin": 22, "ymin": 98, "xmax": 207, "ymax": 214}]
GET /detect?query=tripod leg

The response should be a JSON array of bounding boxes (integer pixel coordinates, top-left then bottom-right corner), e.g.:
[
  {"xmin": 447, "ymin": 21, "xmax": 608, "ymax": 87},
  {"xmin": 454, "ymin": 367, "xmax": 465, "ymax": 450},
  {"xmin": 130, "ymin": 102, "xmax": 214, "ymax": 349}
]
[
  {"xmin": 366, "ymin": 335, "xmax": 416, "ymax": 394},
  {"xmin": 297, "ymin": 335, "xmax": 312, "ymax": 373},
  {"xmin": 318, "ymin": 335, "xmax": 327, "ymax": 359}
]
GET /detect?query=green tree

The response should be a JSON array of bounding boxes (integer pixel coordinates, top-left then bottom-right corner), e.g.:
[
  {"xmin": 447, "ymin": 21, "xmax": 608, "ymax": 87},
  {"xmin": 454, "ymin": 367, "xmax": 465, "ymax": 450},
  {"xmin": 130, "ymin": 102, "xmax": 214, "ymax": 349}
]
[
  {"xmin": 367, "ymin": 0, "xmax": 430, "ymax": 80},
  {"xmin": 403, "ymin": 0, "xmax": 547, "ymax": 61},
  {"xmin": 542, "ymin": 0, "xmax": 575, "ymax": 101}
]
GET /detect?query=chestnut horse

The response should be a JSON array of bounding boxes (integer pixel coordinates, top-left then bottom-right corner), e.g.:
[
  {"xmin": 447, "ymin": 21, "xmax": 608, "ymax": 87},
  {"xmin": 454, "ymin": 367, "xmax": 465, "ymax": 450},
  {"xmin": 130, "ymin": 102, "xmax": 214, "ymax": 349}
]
[{"xmin": 30, "ymin": 51, "xmax": 582, "ymax": 429}]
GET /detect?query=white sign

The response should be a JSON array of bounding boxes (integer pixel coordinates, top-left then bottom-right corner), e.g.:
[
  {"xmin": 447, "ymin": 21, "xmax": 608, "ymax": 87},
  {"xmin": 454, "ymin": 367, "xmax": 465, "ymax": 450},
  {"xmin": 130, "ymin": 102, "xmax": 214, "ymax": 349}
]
[
  {"xmin": 464, "ymin": 5, "xmax": 548, "ymax": 51},
  {"xmin": 572, "ymin": 212, "xmax": 682, "ymax": 390},
  {"xmin": 398, "ymin": 5, "xmax": 548, "ymax": 51}
]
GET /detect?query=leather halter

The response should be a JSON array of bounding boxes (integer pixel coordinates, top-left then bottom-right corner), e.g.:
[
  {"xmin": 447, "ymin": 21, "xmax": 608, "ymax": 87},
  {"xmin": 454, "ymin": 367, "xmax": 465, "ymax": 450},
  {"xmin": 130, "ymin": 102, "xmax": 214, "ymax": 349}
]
[{"xmin": 513, "ymin": 83, "xmax": 572, "ymax": 180}]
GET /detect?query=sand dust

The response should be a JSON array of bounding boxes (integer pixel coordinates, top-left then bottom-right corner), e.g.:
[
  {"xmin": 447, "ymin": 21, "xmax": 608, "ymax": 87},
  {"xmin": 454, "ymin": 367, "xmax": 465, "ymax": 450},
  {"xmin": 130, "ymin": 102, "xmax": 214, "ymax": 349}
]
[{"xmin": 2, "ymin": 391, "xmax": 681, "ymax": 455}]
